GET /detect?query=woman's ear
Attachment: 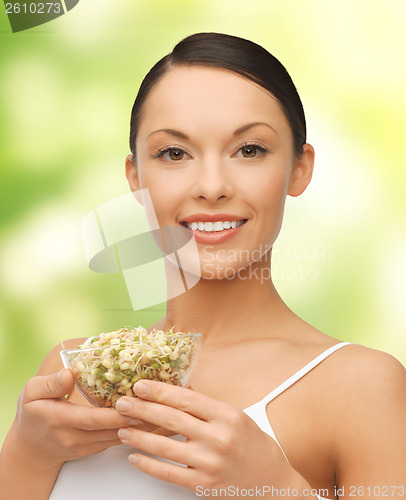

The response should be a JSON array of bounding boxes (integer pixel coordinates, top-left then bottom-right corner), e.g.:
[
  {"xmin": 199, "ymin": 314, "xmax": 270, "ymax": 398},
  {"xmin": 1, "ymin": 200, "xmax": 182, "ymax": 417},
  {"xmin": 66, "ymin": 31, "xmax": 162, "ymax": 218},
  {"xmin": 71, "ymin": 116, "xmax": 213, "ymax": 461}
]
[
  {"xmin": 125, "ymin": 154, "xmax": 143, "ymax": 205},
  {"xmin": 288, "ymin": 143, "xmax": 315, "ymax": 197}
]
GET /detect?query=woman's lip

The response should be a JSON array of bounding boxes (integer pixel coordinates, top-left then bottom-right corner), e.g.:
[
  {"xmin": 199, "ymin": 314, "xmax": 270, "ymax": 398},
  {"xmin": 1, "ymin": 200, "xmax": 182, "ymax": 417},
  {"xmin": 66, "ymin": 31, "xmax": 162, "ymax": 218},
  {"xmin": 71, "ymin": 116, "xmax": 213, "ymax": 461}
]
[
  {"xmin": 179, "ymin": 220, "xmax": 247, "ymax": 244},
  {"xmin": 180, "ymin": 213, "xmax": 246, "ymax": 223}
]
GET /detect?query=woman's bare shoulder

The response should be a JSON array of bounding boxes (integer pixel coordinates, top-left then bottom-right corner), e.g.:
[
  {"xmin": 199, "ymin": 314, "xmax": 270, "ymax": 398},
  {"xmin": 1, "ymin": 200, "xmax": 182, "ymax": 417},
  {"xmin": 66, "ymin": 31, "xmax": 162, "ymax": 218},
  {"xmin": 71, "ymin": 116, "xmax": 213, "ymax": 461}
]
[
  {"xmin": 325, "ymin": 344, "xmax": 405, "ymax": 421},
  {"xmin": 36, "ymin": 337, "xmax": 88, "ymax": 376},
  {"xmin": 326, "ymin": 344, "xmax": 406, "ymax": 479},
  {"xmin": 322, "ymin": 343, "xmax": 406, "ymax": 399},
  {"xmin": 307, "ymin": 342, "xmax": 406, "ymax": 437},
  {"xmin": 332, "ymin": 343, "xmax": 405, "ymax": 385}
]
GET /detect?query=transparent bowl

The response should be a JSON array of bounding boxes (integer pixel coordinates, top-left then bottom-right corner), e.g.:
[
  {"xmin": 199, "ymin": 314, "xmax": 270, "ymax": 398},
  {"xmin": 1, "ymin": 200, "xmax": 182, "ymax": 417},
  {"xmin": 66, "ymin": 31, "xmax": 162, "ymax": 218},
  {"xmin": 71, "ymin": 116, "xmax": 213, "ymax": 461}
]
[{"xmin": 60, "ymin": 328, "xmax": 201, "ymax": 408}]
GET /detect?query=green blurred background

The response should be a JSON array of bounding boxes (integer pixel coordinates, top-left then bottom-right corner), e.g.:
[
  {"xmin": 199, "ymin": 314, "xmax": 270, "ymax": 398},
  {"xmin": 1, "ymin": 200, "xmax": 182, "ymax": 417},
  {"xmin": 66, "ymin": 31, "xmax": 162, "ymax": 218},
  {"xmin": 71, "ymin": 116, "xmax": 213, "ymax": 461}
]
[{"xmin": 1, "ymin": 0, "xmax": 405, "ymax": 443}]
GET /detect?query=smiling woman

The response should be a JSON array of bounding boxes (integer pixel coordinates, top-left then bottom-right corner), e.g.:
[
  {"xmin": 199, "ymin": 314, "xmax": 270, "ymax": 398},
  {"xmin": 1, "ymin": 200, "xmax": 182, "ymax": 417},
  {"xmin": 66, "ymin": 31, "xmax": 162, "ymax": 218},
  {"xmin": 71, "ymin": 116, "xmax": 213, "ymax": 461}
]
[
  {"xmin": 1, "ymin": 32, "xmax": 405, "ymax": 500},
  {"xmin": 126, "ymin": 50, "xmax": 314, "ymax": 280}
]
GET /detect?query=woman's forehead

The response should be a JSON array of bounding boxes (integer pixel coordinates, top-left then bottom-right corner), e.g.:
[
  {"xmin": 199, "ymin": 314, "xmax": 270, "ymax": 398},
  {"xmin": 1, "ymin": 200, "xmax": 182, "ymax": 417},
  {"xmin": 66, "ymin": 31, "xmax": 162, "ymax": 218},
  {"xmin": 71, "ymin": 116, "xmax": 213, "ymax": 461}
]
[{"xmin": 137, "ymin": 66, "xmax": 290, "ymax": 137}]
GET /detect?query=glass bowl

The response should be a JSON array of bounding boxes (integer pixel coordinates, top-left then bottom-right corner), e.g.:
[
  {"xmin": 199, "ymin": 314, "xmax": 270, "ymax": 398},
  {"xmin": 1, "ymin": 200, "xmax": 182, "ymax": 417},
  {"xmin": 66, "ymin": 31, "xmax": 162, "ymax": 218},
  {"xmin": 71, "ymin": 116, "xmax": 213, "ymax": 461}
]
[{"xmin": 60, "ymin": 327, "xmax": 201, "ymax": 408}]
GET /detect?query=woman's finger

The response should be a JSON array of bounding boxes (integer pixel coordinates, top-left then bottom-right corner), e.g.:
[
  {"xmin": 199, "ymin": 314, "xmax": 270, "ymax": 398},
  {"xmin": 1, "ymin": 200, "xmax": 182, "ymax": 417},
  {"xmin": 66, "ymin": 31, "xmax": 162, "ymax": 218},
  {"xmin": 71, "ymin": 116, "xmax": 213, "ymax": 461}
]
[
  {"xmin": 151, "ymin": 427, "xmax": 178, "ymax": 437},
  {"xmin": 73, "ymin": 438, "xmax": 124, "ymax": 459},
  {"xmin": 46, "ymin": 427, "xmax": 123, "ymax": 461},
  {"xmin": 115, "ymin": 396, "xmax": 208, "ymax": 439},
  {"xmin": 127, "ymin": 451, "xmax": 201, "ymax": 491},
  {"xmin": 75, "ymin": 428, "xmax": 124, "ymax": 444},
  {"xmin": 118, "ymin": 428, "xmax": 202, "ymax": 468},
  {"xmin": 119, "ymin": 380, "xmax": 228, "ymax": 421},
  {"xmin": 27, "ymin": 398, "xmax": 134, "ymax": 431},
  {"xmin": 69, "ymin": 405, "xmax": 135, "ymax": 431}
]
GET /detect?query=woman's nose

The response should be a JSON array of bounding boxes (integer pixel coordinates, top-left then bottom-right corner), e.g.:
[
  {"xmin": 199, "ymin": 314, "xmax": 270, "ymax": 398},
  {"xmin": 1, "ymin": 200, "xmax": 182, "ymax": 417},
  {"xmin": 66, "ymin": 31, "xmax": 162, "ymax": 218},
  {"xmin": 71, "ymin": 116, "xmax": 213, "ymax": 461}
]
[{"xmin": 190, "ymin": 155, "xmax": 234, "ymax": 203}]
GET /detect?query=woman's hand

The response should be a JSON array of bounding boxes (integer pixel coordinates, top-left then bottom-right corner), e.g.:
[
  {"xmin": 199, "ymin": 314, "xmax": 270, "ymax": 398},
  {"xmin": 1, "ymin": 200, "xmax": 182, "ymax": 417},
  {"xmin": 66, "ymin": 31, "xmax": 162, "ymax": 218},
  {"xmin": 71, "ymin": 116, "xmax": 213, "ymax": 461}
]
[
  {"xmin": 9, "ymin": 368, "xmax": 134, "ymax": 468},
  {"xmin": 115, "ymin": 380, "xmax": 312, "ymax": 496}
]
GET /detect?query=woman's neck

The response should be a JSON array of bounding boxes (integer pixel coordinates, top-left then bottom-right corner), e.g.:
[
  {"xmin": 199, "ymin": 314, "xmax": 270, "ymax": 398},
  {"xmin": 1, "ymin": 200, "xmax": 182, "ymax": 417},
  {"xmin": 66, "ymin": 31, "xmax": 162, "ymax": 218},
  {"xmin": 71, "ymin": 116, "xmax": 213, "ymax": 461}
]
[{"xmin": 157, "ymin": 256, "xmax": 292, "ymax": 349}]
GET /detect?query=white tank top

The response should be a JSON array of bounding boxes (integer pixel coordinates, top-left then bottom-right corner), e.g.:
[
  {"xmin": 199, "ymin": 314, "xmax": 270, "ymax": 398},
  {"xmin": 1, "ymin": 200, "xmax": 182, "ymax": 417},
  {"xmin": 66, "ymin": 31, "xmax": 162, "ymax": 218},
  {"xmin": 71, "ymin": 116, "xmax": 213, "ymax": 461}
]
[{"xmin": 49, "ymin": 342, "xmax": 351, "ymax": 500}]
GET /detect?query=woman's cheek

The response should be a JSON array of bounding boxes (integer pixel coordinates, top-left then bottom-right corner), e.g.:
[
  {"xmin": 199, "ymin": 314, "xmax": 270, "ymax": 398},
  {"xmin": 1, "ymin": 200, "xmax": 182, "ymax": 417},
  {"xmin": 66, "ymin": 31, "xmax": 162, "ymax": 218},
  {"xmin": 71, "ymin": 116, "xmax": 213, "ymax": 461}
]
[
  {"xmin": 140, "ymin": 183, "xmax": 176, "ymax": 224},
  {"xmin": 254, "ymin": 180, "xmax": 290, "ymax": 246}
]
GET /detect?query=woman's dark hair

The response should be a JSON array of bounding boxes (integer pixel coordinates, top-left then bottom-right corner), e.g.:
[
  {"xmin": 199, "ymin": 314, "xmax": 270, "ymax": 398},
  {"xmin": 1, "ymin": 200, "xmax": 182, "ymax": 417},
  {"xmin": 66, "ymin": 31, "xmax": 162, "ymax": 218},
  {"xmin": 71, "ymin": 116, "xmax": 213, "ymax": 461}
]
[{"xmin": 129, "ymin": 32, "xmax": 306, "ymax": 158}]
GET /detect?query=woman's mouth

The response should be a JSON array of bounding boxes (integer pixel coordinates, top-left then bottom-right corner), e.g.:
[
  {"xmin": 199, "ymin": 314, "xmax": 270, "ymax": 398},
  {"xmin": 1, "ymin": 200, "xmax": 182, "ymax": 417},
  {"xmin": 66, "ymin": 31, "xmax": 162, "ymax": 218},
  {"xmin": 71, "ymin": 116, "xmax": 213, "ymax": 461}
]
[
  {"xmin": 179, "ymin": 217, "xmax": 248, "ymax": 244},
  {"xmin": 180, "ymin": 219, "xmax": 248, "ymax": 232}
]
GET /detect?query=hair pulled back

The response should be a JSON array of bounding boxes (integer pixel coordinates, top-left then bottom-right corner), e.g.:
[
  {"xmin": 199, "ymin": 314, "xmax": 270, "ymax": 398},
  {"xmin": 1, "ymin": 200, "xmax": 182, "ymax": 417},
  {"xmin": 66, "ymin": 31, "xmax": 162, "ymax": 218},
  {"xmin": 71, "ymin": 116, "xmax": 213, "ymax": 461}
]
[{"xmin": 129, "ymin": 32, "xmax": 306, "ymax": 157}]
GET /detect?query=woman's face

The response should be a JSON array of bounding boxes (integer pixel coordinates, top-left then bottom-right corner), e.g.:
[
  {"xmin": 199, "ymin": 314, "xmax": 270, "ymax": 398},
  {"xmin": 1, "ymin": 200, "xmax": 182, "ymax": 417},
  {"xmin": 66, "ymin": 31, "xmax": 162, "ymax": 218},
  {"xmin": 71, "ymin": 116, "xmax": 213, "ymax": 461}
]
[{"xmin": 126, "ymin": 66, "xmax": 313, "ymax": 279}]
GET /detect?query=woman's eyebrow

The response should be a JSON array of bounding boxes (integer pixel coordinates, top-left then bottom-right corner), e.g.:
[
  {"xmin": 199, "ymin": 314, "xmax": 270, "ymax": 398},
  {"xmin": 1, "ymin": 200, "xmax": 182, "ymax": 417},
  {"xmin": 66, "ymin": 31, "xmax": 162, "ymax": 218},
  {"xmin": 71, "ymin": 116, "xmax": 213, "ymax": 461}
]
[
  {"xmin": 148, "ymin": 129, "xmax": 189, "ymax": 139},
  {"xmin": 147, "ymin": 122, "xmax": 277, "ymax": 140},
  {"xmin": 233, "ymin": 122, "xmax": 278, "ymax": 136}
]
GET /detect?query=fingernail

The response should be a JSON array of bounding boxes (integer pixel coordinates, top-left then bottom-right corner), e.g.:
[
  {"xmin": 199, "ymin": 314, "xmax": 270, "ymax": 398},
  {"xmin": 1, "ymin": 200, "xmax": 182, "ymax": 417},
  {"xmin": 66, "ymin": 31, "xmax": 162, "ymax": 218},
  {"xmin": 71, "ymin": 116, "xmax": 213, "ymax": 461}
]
[
  {"xmin": 116, "ymin": 398, "xmax": 132, "ymax": 412},
  {"xmin": 133, "ymin": 382, "xmax": 149, "ymax": 396},
  {"xmin": 129, "ymin": 454, "xmax": 138, "ymax": 466},
  {"xmin": 57, "ymin": 370, "xmax": 64, "ymax": 388},
  {"xmin": 118, "ymin": 428, "xmax": 131, "ymax": 440}
]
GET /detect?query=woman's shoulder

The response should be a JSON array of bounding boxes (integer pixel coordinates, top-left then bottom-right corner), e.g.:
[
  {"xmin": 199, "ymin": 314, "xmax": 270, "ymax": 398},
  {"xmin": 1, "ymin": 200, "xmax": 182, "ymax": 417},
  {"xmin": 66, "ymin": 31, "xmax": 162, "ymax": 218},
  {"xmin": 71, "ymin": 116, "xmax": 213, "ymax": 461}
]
[
  {"xmin": 292, "ymin": 320, "xmax": 405, "ymax": 390},
  {"xmin": 323, "ymin": 343, "xmax": 406, "ymax": 477},
  {"xmin": 328, "ymin": 342, "xmax": 405, "ymax": 389},
  {"xmin": 320, "ymin": 343, "xmax": 405, "ymax": 434},
  {"xmin": 36, "ymin": 337, "xmax": 88, "ymax": 376}
]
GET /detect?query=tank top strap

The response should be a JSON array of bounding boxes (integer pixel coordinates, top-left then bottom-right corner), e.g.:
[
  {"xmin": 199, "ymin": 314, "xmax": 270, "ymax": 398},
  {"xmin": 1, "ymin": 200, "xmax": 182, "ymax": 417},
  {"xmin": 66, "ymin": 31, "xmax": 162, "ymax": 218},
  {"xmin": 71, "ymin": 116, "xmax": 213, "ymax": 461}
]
[{"xmin": 259, "ymin": 341, "xmax": 352, "ymax": 407}]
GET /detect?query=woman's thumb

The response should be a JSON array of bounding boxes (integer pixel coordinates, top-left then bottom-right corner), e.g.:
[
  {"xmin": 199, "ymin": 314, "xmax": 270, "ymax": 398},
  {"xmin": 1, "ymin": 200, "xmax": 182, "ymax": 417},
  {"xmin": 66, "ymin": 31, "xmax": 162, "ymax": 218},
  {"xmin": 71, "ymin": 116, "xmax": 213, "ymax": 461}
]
[
  {"xmin": 24, "ymin": 369, "xmax": 75, "ymax": 403},
  {"xmin": 55, "ymin": 368, "xmax": 74, "ymax": 397}
]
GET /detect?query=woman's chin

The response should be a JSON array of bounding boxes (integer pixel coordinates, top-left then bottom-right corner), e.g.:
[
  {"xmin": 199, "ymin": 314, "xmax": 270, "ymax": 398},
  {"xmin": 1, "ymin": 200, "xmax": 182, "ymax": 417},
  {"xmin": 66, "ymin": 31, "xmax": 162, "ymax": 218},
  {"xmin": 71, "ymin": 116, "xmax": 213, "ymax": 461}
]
[{"xmin": 199, "ymin": 262, "xmax": 251, "ymax": 281}]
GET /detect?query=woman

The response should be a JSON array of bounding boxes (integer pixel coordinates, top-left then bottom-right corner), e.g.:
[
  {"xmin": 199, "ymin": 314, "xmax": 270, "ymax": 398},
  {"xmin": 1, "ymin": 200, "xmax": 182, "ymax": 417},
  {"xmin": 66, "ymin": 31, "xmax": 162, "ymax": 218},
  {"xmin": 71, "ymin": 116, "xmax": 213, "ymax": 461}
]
[{"xmin": 1, "ymin": 32, "xmax": 405, "ymax": 500}]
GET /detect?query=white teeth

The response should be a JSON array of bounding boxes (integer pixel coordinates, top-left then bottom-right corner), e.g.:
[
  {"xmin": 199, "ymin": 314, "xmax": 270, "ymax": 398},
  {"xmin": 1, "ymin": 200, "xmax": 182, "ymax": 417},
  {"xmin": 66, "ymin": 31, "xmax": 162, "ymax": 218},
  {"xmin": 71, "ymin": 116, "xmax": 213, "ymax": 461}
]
[{"xmin": 183, "ymin": 220, "xmax": 246, "ymax": 232}]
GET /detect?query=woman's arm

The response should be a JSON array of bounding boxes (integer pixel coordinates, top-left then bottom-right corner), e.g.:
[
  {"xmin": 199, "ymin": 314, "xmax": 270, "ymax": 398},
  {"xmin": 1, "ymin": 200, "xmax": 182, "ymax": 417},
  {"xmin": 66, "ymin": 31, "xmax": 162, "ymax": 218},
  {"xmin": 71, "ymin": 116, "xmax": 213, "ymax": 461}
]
[
  {"xmin": 0, "ymin": 370, "xmax": 70, "ymax": 500},
  {"xmin": 0, "ymin": 340, "xmax": 133, "ymax": 500},
  {"xmin": 333, "ymin": 348, "xmax": 406, "ymax": 498}
]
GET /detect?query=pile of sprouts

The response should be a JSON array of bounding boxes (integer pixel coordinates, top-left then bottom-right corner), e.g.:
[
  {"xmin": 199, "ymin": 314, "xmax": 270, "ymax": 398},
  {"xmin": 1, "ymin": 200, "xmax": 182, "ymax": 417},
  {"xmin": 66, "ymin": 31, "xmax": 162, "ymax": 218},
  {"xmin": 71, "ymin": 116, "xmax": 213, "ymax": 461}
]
[{"xmin": 66, "ymin": 326, "xmax": 200, "ymax": 408}]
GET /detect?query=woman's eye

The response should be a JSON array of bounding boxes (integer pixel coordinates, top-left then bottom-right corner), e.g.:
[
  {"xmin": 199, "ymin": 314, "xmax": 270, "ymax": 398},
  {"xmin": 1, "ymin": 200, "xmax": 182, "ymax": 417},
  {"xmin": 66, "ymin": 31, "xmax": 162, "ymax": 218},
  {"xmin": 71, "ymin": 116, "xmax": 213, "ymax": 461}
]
[
  {"xmin": 154, "ymin": 147, "xmax": 188, "ymax": 161},
  {"xmin": 167, "ymin": 148, "xmax": 185, "ymax": 161},
  {"xmin": 241, "ymin": 145, "xmax": 258, "ymax": 158},
  {"xmin": 236, "ymin": 143, "xmax": 269, "ymax": 158}
]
